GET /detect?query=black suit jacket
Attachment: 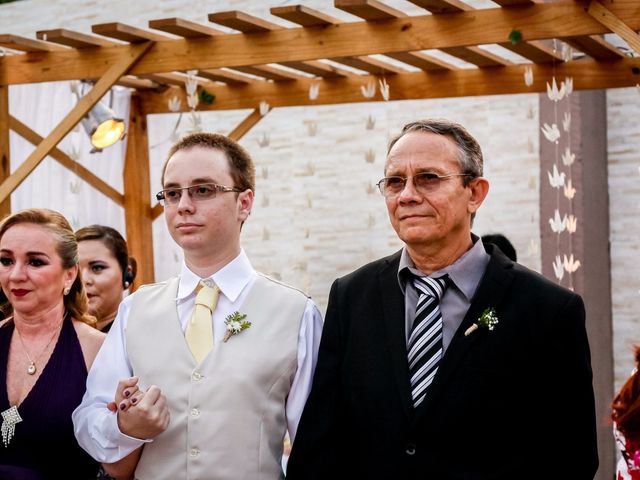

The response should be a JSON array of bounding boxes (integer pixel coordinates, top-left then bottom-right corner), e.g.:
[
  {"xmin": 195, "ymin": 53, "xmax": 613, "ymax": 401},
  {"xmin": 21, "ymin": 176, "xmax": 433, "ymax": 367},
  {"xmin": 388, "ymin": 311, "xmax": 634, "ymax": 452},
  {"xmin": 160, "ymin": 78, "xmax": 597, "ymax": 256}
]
[{"xmin": 287, "ymin": 245, "xmax": 598, "ymax": 480}]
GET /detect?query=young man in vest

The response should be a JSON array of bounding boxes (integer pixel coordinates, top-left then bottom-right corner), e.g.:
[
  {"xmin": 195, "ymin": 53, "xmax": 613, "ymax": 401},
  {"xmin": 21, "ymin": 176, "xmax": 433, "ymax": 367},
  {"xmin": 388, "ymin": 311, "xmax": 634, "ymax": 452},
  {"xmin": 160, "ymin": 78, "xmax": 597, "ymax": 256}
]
[{"xmin": 73, "ymin": 133, "xmax": 323, "ymax": 479}]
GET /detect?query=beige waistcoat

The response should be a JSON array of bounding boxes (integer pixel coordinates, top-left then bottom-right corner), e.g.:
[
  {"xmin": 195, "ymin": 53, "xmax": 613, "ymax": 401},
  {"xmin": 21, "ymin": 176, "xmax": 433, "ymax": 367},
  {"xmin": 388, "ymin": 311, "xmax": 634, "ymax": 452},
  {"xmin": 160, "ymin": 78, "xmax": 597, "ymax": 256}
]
[{"xmin": 126, "ymin": 273, "xmax": 308, "ymax": 480}]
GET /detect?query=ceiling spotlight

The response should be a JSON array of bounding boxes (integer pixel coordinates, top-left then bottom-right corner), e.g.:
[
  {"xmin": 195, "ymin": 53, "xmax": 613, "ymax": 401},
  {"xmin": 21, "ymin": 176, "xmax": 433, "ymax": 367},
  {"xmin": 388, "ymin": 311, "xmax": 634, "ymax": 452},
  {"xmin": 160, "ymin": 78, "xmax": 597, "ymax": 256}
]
[{"xmin": 81, "ymin": 101, "xmax": 125, "ymax": 153}]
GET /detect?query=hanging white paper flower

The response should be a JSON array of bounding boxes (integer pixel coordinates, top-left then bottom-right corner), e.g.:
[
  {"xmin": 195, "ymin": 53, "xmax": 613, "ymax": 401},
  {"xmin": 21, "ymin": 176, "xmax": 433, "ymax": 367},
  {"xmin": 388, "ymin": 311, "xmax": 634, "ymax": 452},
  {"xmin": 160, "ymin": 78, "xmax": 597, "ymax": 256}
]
[
  {"xmin": 259, "ymin": 101, "xmax": 270, "ymax": 116},
  {"xmin": 561, "ymin": 44, "xmax": 573, "ymax": 62},
  {"xmin": 365, "ymin": 148, "xmax": 375, "ymax": 164},
  {"xmin": 366, "ymin": 114, "xmax": 376, "ymax": 130},
  {"xmin": 561, "ymin": 147, "xmax": 575, "ymax": 166},
  {"xmin": 553, "ymin": 255, "xmax": 565, "ymax": 281},
  {"xmin": 546, "ymin": 78, "xmax": 566, "ymax": 102},
  {"xmin": 549, "ymin": 209, "xmax": 567, "ymax": 233},
  {"xmin": 564, "ymin": 179, "xmax": 576, "ymax": 200},
  {"xmin": 528, "ymin": 239, "xmax": 539, "ymax": 256},
  {"xmin": 541, "ymin": 123, "xmax": 560, "ymax": 143},
  {"xmin": 547, "ymin": 164, "xmax": 566, "ymax": 188},
  {"xmin": 69, "ymin": 180, "xmax": 81, "ymax": 194},
  {"xmin": 379, "ymin": 78, "xmax": 390, "ymax": 101},
  {"xmin": 187, "ymin": 111, "xmax": 202, "ymax": 133},
  {"xmin": 523, "ymin": 65, "xmax": 534, "ymax": 87},
  {"xmin": 360, "ymin": 81, "xmax": 376, "ymax": 99},
  {"xmin": 309, "ymin": 83, "xmax": 320, "ymax": 101},
  {"xmin": 168, "ymin": 96, "xmax": 181, "ymax": 112},
  {"xmin": 563, "ymin": 254, "xmax": 581, "ymax": 273},
  {"xmin": 306, "ymin": 121, "xmax": 318, "ymax": 137},
  {"xmin": 562, "ymin": 112, "xmax": 571, "ymax": 132},
  {"xmin": 564, "ymin": 77, "xmax": 573, "ymax": 96},
  {"xmin": 257, "ymin": 131, "xmax": 270, "ymax": 147},
  {"xmin": 566, "ymin": 214, "xmax": 578, "ymax": 233}
]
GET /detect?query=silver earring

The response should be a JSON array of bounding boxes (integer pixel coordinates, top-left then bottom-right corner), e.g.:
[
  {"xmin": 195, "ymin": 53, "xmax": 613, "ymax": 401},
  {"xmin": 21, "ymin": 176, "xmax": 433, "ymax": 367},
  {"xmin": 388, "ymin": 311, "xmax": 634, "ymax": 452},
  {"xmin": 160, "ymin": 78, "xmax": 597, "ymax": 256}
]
[
  {"xmin": 124, "ymin": 282, "xmax": 130, "ymax": 288},
  {"xmin": 63, "ymin": 287, "xmax": 70, "ymax": 296}
]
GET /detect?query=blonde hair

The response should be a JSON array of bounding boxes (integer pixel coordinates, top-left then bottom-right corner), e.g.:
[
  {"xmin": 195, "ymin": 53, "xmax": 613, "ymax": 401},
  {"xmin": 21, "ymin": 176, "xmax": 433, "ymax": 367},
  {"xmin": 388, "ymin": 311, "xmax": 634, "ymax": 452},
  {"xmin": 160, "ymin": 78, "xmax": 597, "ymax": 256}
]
[{"xmin": 0, "ymin": 208, "xmax": 95, "ymax": 327}]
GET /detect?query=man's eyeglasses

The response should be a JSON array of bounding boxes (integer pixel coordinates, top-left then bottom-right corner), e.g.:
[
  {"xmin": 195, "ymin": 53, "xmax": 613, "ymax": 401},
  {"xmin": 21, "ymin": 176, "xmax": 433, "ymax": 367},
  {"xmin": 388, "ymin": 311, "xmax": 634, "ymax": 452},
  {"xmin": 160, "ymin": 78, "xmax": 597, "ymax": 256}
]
[
  {"xmin": 376, "ymin": 172, "xmax": 473, "ymax": 197},
  {"xmin": 156, "ymin": 183, "xmax": 242, "ymax": 206}
]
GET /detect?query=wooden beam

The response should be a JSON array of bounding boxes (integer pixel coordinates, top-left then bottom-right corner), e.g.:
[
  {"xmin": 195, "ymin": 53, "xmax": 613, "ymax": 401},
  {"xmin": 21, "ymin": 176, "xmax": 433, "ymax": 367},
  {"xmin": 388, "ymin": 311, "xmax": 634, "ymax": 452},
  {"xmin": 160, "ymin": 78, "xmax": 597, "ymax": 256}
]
[
  {"xmin": 198, "ymin": 69, "xmax": 256, "ymax": 84},
  {"xmin": 148, "ymin": 17, "xmax": 225, "ymax": 38},
  {"xmin": 3, "ymin": 1, "xmax": 640, "ymax": 85},
  {"xmin": 123, "ymin": 94, "xmax": 155, "ymax": 287},
  {"xmin": 228, "ymin": 108, "xmax": 266, "ymax": 141},
  {"xmin": 92, "ymin": 22, "xmax": 174, "ymax": 43},
  {"xmin": 0, "ymin": 85, "xmax": 10, "ymax": 218},
  {"xmin": 208, "ymin": 11, "xmax": 282, "ymax": 32},
  {"xmin": 498, "ymin": 39, "xmax": 562, "ymax": 63},
  {"xmin": 36, "ymin": 29, "xmax": 118, "ymax": 48},
  {"xmin": 270, "ymin": 5, "xmax": 340, "ymax": 26},
  {"xmin": 139, "ymin": 57, "xmax": 640, "ymax": 113},
  {"xmin": 0, "ymin": 34, "xmax": 68, "ymax": 52},
  {"xmin": 406, "ymin": 0, "xmax": 468, "ymax": 14},
  {"xmin": 563, "ymin": 34, "xmax": 625, "ymax": 60},
  {"xmin": 587, "ymin": 0, "xmax": 640, "ymax": 55},
  {"xmin": 8, "ymin": 115, "xmax": 124, "ymax": 206},
  {"xmin": 0, "ymin": 42, "xmax": 153, "ymax": 203}
]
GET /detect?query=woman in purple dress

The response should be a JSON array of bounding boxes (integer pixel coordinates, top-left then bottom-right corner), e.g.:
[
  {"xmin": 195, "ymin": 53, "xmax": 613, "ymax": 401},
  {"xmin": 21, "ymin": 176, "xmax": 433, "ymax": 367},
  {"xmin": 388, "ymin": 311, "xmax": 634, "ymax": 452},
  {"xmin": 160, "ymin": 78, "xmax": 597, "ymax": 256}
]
[{"xmin": 0, "ymin": 208, "xmax": 105, "ymax": 479}]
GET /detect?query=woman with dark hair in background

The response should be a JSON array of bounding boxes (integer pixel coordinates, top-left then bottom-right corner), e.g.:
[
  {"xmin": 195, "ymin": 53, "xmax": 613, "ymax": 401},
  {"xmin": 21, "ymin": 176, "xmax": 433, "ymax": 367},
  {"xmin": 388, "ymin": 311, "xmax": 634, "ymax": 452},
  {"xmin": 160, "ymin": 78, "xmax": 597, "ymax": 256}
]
[
  {"xmin": 0, "ymin": 208, "xmax": 104, "ymax": 479},
  {"xmin": 76, "ymin": 225, "xmax": 136, "ymax": 333}
]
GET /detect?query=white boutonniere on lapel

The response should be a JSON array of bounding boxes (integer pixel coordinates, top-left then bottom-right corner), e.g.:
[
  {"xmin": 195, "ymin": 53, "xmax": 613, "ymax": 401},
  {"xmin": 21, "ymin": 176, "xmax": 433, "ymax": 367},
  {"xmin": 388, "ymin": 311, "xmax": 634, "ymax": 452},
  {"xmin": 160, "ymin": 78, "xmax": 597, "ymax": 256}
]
[
  {"xmin": 464, "ymin": 307, "xmax": 499, "ymax": 336},
  {"xmin": 223, "ymin": 311, "xmax": 251, "ymax": 342}
]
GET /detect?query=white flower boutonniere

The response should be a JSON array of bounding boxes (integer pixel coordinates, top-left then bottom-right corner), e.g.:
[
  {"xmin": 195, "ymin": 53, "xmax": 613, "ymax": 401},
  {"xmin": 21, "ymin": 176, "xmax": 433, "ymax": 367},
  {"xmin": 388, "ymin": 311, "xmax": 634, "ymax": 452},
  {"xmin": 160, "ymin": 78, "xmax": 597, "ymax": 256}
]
[
  {"xmin": 464, "ymin": 307, "xmax": 499, "ymax": 336},
  {"xmin": 223, "ymin": 311, "xmax": 251, "ymax": 342}
]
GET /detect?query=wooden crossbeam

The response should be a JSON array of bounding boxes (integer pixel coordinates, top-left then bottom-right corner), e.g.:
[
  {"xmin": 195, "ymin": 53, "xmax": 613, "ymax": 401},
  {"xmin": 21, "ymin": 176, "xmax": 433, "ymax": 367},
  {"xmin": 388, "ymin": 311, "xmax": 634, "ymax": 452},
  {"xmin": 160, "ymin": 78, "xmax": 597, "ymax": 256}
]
[
  {"xmin": 0, "ymin": 34, "xmax": 68, "ymax": 52},
  {"xmin": 0, "ymin": 42, "xmax": 153, "ymax": 203},
  {"xmin": 498, "ymin": 39, "xmax": 562, "ymax": 63},
  {"xmin": 562, "ymin": 34, "xmax": 625, "ymax": 60},
  {"xmin": 9, "ymin": 115, "xmax": 124, "ymax": 206},
  {"xmin": 230, "ymin": 65, "xmax": 307, "ymax": 81},
  {"xmin": 36, "ymin": 28, "xmax": 118, "ymax": 48},
  {"xmin": 276, "ymin": 60, "xmax": 351, "ymax": 78},
  {"xmin": 270, "ymin": 5, "xmax": 339, "ymax": 26},
  {"xmin": 208, "ymin": 11, "xmax": 282, "ymax": 32},
  {"xmin": 148, "ymin": 17, "xmax": 225, "ymax": 38},
  {"xmin": 198, "ymin": 69, "xmax": 256, "ymax": 84},
  {"xmin": 139, "ymin": 57, "xmax": 640, "ymax": 114},
  {"xmin": 406, "ymin": 0, "xmax": 468, "ymax": 14},
  {"xmin": 379, "ymin": 52, "xmax": 454, "ymax": 71},
  {"xmin": 335, "ymin": 0, "xmax": 406, "ymax": 21},
  {"xmin": 3, "ymin": 1, "xmax": 640, "ymax": 85},
  {"xmin": 587, "ymin": 0, "xmax": 640, "ymax": 55},
  {"xmin": 92, "ymin": 22, "xmax": 174, "ymax": 43}
]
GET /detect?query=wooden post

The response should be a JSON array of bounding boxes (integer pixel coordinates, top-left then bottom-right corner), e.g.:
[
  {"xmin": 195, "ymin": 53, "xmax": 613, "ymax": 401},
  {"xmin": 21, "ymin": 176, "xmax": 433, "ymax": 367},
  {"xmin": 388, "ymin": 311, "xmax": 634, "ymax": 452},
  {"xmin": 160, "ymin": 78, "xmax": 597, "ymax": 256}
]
[
  {"xmin": 0, "ymin": 85, "xmax": 10, "ymax": 218},
  {"xmin": 123, "ymin": 93, "xmax": 154, "ymax": 288},
  {"xmin": 539, "ymin": 90, "xmax": 614, "ymax": 480}
]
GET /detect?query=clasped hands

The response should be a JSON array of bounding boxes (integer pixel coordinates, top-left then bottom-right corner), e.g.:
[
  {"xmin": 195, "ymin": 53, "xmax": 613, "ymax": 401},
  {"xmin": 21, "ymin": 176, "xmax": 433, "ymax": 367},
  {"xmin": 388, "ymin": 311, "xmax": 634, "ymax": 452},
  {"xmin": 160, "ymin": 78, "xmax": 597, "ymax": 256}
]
[{"xmin": 107, "ymin": 376, "xmax": 170, "ymax": 441}]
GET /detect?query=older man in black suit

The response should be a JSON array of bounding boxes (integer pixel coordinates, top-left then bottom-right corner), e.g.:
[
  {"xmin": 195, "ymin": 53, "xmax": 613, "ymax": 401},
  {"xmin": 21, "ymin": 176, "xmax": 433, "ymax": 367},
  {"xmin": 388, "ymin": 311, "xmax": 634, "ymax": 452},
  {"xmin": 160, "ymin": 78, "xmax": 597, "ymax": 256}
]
[{"xmin": 287, "ymin": 118, "xmax": 598, "ymax": 479}]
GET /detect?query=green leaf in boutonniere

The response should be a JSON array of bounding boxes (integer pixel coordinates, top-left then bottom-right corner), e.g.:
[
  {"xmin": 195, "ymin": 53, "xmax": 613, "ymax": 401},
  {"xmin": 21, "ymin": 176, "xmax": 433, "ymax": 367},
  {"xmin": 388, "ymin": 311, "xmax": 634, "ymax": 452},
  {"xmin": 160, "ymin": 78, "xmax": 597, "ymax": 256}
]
[
  {"xmin": 464, "ymin": 307, "xmax": 499, "ymax": 337},
  {"xmin": 223, "ymin": 311, "xmax": 251, "ymax": 342}
]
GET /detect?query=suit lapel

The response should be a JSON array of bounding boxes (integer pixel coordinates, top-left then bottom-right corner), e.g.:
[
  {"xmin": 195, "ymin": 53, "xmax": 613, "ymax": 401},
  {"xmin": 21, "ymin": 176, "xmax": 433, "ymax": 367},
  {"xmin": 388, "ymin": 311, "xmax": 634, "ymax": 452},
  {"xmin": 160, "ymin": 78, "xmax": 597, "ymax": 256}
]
[
  {"xmin": 414, "ymin": 247, "xmax": 516, "ymax": 417},
  {"xmin": 378, "ymin": 251, "xmax": 414, "ymax": 420}
]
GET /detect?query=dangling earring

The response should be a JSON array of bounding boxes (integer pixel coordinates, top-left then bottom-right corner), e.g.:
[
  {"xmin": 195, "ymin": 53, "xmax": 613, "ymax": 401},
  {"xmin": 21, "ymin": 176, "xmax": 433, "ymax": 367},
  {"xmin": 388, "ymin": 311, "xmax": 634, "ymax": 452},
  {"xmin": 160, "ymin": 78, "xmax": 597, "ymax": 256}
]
[
  {"xmin": 63, "ymin": 286, "xmax": 71, "ymax": 296},
  {"xmin": 124, "ymin": 282, "xmax": 130, "ymax": 288}
]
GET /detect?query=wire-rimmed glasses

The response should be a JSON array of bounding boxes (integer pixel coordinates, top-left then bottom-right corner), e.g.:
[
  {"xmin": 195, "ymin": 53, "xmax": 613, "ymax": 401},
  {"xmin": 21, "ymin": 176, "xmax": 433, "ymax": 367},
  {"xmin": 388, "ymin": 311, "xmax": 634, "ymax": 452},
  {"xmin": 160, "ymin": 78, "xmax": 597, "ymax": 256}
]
[
  {"xmin": 376, "ymin": 172, "xmax": 473, "ymax": 197},
  {"xmin": 156, "ymin": 183, "xmax": 242, "ymax": 206}
]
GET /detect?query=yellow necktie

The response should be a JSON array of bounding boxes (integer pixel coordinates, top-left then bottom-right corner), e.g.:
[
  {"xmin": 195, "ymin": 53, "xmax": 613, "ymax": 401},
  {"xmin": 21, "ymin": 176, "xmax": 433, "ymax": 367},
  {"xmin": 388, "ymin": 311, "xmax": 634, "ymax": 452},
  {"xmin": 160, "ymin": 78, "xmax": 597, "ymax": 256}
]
[{"xmin": 185, "ymin": 281, "xmax": 219, "ymax": 363}]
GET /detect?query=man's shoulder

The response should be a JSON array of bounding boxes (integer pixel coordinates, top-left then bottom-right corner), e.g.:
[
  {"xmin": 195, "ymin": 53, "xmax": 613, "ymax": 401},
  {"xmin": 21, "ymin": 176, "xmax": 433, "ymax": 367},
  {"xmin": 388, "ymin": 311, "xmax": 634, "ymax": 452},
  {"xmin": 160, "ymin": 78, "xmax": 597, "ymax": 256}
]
[
  {"xmin": 338, "ymin": 250, "xmax": 401, "ymax": 284},
  {"xmin": 254, "ymin": 272, "xmax": 311, "ymax": 300},
  {"xmin": 509, "ymin": 260, "xmax": 580, "ymax": 301}
]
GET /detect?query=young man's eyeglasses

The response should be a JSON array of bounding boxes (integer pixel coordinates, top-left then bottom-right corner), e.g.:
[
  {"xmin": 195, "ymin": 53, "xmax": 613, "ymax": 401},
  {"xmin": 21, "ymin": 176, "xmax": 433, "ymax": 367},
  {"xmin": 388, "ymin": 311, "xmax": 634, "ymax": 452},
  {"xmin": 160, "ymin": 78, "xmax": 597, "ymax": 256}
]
[
  {"xmin": 376, "ymin": 172, "xmax": 473, "ymax": 197},
  {"xmin": 156, "ymin": 183, "xmax": 243, "ymax": 206}
]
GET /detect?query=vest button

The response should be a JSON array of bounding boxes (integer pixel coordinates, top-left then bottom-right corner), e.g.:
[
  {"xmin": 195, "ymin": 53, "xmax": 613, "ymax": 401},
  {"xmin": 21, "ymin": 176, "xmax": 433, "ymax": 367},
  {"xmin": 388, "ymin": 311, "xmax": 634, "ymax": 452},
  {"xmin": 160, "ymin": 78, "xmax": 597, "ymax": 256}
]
[
  {"xmin": 190, "ymin": 408, "xmax": 200, "ymax": 417},
  {"xmin": 192, "ymin": 372, "xmax": 203, "ymax": 381},
  {"xmin": 190, "ymin": 448, "xmax": 200, "ymax": 457}
]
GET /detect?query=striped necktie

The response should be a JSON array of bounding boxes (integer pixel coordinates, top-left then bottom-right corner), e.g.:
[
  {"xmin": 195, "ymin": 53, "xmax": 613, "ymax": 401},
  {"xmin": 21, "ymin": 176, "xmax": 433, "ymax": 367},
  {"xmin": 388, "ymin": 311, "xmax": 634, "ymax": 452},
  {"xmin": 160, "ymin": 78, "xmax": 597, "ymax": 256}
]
[{"xmin": 408, "ymin": 275, "xmax": 448, "ymax": 408}]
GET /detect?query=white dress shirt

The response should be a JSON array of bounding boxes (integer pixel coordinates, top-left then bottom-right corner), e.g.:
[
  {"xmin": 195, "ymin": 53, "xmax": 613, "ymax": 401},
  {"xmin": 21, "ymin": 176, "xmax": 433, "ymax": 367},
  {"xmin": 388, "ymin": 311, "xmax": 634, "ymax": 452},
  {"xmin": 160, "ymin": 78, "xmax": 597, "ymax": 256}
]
[{"xmin": 72, "ymin": 249, "xmax": 323, "ymax": 462}]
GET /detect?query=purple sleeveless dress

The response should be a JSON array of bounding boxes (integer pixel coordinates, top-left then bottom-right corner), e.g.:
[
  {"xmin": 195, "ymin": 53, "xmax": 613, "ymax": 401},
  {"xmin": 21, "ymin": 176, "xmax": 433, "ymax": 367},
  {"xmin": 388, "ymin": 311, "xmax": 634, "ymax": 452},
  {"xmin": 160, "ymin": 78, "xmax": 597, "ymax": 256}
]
[{"xmin": 0, "ymin": 316, "xmax": 99, "ymax": 479}]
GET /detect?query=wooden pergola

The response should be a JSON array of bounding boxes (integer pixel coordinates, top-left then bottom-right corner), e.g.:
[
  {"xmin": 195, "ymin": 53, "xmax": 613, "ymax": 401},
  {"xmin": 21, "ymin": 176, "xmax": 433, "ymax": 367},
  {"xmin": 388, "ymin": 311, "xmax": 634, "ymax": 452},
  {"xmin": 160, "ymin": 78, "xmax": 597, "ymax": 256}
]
[
  {"xmin": 0, "ymin": 0, "xmax": 638, "ymax": 286},
  {"xmin": 1, "ymin": 1, "xmax": 639, "ymax": 477}
]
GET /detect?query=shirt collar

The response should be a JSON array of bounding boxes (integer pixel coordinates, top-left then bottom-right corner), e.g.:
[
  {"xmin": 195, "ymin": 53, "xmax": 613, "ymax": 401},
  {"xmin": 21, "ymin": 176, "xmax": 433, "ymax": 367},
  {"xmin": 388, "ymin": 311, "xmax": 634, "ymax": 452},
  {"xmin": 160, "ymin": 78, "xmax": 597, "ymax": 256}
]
[
  {"xmin": 177, "ymin": 249, "xmax": 255, "ymax": 302},
  {"xmin": 398, "ymin": 234, "xmax": 490, "ymax": 301}
]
